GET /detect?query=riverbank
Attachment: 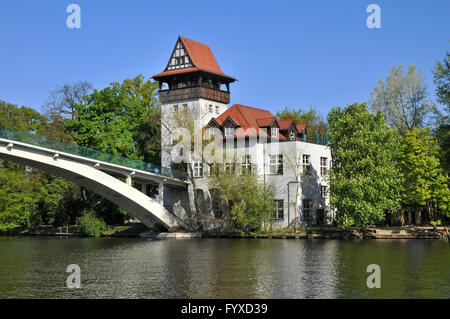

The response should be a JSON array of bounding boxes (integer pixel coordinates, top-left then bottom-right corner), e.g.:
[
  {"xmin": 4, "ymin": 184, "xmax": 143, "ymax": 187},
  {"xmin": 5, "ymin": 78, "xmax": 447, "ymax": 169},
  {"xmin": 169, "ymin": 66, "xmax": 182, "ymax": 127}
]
[{"xmin": 6, "ymin": 224, "xmax": 449, "ymax": 240}]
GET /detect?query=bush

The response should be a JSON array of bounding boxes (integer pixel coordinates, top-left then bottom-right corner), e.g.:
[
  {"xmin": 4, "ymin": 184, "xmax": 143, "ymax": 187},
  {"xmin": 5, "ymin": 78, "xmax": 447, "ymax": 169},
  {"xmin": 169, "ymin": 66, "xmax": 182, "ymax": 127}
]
[{"xmin": 77, "ymin": 210, "xmax": 111, "ymax": 237}]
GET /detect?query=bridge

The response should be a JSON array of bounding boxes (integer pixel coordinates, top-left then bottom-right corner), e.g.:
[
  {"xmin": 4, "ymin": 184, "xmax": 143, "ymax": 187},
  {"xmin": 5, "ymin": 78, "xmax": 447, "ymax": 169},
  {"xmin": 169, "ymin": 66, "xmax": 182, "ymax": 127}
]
[{"xmin": 0, "ymin": 126, "xmax": 191, "ymax": 230}]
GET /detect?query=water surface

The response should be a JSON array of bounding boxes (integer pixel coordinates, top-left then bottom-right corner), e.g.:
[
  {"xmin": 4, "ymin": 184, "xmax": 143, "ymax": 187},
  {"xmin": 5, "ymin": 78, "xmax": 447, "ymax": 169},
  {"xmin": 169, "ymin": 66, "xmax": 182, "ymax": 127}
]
[{"xmin": 0, "ymin": 237, "xmax": 448, "ymax": 298}]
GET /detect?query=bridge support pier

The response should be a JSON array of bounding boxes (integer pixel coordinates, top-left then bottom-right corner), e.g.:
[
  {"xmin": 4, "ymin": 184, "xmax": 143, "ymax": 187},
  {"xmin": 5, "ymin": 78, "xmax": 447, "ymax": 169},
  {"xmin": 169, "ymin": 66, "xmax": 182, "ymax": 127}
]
[{"xmin": 158, "ymin": 182, "xmax": 164, "ymax": 205}]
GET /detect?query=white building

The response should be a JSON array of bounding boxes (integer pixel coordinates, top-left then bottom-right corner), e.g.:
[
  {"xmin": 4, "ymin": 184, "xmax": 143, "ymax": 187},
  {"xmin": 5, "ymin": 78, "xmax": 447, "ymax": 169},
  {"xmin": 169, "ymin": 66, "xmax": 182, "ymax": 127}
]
[{"xmin": 153, "ymin": 36, "xmax": 333, "ymax": 227}]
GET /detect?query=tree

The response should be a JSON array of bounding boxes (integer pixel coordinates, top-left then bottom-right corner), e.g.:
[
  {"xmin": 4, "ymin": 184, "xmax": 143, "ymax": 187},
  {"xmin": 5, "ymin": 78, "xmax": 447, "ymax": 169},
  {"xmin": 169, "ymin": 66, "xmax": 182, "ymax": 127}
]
[
  {"xmin": 432, "ymin": 52, "xmax": 450, "ymax": 173},
  {"xmin": 328, "ymin": 102, "xmax": 402, "ymax": 227},
  {"xmin": 64, "ymin": 74, "xmax": 159, "ymax": 160},
  {"xmin": 369, "ymin": 65, "xmax": 434, "ymax": 134},
  {"xmin": 399, "ymin": 128, "xmax": 449, "ymax": 222},
  {"xmin": 276, "ymin": 106, "xmax": 328, "ymax": 142},
  {"xmin": 170, "ymin": 105, "xmax": 209, "ymax": 229},
  {"xmin": 210, "ymin": 169, "xmax": 277, "ymax": 233},
  {"xmin": 43, "ymin": 81, "xmax": 93, "ymax": 119},
  {"xmin": 0, "ymin": 168, "xmax": 42, "ymax": 232}
]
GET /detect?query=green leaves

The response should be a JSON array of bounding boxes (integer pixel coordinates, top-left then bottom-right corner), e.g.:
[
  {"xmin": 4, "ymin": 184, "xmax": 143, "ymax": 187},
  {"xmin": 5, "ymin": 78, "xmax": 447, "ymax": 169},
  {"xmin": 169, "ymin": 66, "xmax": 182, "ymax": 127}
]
[
  {"xmin": 328, "ymin": 103, "xmax": 402, "ymax": 227},
  {"xmin": 212, "ymin": 171, "xmax": 277, "ymax": 233},
  {"xmin": 399, "ymin": 128, "xmax": 450, "ymax": 219},
  {"xmin": 64, "ymin": 74, "xmax": 160, "ymax": 161}
]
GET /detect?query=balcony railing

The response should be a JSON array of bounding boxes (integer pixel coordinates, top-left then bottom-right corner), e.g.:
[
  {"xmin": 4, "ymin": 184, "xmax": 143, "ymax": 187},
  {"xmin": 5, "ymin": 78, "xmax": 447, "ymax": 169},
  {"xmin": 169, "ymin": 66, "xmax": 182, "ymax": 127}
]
[
  {"xmin": 159, "ymin": 86, "xmax": 230, "ymax": 104},
  {"xmin": 0, "ymin": 126, "xmax": 188, "ymax": 181}
]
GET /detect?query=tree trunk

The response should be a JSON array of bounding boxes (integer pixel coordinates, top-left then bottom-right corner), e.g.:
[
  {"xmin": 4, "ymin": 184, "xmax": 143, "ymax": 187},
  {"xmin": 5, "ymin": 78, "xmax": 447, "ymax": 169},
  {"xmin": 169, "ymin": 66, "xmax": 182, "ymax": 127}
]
[{"xmin": 187, "ymin": 162, "xmax": 202, "ymax": 231}]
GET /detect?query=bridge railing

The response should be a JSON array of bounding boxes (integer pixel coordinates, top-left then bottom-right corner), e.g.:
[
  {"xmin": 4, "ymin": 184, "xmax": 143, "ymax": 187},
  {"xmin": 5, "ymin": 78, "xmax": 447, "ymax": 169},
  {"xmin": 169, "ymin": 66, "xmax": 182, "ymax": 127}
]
[{"xmin": 0, "ymin": 126, "xmax": 189, "ymax": 181}]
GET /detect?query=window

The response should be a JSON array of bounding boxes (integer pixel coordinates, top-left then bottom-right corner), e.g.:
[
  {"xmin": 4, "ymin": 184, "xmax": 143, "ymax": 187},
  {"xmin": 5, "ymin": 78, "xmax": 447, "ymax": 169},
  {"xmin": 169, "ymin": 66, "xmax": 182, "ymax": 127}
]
[
  {"xmin": 303, "ymin": 199, "xmax": 313, "ymax": 219},
  {"xmin": 271, "ymin": 127, "xmax": 279, "ymax": 138},
  {"xmin": 209, "ymin": 105, "xmax": 213, "ymax": 113},
  {"xmin": 225, "ymin": 162, "xmax": 235, "ymax": 173},
  {"xmin": 290, "ymin": 131, "xmax": 296, "ymax": 141},
  {"xmin": 193, "ymin": 160, "xmax": 203, "ymax": 178},
  {"xmin": 269, "ymin": 154, "xmax": 283, "ymax": 175},
  {"xmin": 224, "ymin": 127, "xmax": 234, "ymax": 137},
  {"xmin": 182, "ymin": 103, "xmax": 188, "ymax": 110},
  {"xmin": 241, "ymin": 155, "xmax": 252, "ymax": 174},
  {"xmin": 215, "ymin": 105, "xmax": 220, "ymax": 114},
  {"xmin": 173, "ymin": 104, "xmax": 178, "ymax": 112},
  {"xmin": 273, "ymin": 200, "xmax": 284, "ymax": 219},
  {"xmin": 302, "ymin": 154, "xmax": 311, "ymax": 175},
  {"xmin": 321, "ymin": 186, "xmax": 327, "ymax": 198},
  {"xmin": 320, "ymin": 157, "xmax": 328, "ymax": 176},
  {"xmin": 179, "ymin": 147, "xmax": 184, "ymax": 157}
]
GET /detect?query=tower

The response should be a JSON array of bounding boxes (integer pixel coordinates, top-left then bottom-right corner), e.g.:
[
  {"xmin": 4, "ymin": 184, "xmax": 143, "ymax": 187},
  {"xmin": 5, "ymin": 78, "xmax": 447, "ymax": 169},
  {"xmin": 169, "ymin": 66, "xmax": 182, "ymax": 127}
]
[{"xmin": 153, "ymin": 36, "xmax": 236, "ymax": 169}]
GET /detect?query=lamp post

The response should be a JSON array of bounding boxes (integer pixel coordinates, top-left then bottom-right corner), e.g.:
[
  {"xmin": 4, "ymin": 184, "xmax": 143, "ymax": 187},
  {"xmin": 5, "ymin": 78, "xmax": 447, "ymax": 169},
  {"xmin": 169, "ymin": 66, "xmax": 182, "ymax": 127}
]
[{"xmin": 7, "ymin": 107, "xmax": 14, "ymax": 129}]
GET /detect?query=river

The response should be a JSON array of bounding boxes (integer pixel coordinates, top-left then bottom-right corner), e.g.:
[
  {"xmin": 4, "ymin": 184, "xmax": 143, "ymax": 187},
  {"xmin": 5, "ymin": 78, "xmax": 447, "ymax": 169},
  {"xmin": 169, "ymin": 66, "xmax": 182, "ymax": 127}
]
[{"xmin": 0, "ymin": 237, "xmax": 448, "ymax": 298}]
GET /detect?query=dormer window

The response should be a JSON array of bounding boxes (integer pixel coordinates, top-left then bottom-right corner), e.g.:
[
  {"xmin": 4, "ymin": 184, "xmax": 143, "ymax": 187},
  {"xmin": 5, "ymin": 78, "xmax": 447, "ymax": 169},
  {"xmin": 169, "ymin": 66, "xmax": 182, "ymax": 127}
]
[
  {"xmin": 271, "ymin": 127, "xmax": 279, "ymax": 138},
  {"xmin": 224, "ymin": 127, "xmax": 234, "ymax": 137},
  {"xmin": 290, "ymin": 131, "xmax": 295, "ymax": 141}
]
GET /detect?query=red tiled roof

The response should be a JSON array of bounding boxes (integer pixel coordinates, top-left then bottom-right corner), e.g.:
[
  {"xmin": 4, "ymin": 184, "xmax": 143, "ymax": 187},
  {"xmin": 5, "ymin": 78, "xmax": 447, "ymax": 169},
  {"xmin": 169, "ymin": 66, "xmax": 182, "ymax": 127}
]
[
  {"xmin": 212, "ymin": 104, "xmax": 281, "ymax": 139},
  {"xmin": 153, "ymin": 36, "xmax": 235, "ymax": 81},
  {"xmin": 278, "ymin": 119, "xmax": 294, "ymax": 130},
  {"xmin": 256, "ymin": 118, "xmax": 275, "ymax": 127}
]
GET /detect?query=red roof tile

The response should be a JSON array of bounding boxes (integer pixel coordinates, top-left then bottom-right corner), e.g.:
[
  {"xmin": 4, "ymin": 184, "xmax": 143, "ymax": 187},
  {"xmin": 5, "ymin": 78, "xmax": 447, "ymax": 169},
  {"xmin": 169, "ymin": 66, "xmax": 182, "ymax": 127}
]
[{"xmin": 153, "ymin": 36, "xmax": 235, "ymax": 81}]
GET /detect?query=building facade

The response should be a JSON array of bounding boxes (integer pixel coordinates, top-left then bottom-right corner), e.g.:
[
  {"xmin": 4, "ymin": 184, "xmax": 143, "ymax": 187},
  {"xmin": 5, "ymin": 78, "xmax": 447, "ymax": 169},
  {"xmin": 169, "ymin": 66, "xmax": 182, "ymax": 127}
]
[{"xmin": 153, "ymin": 36, "xmax": 333, "ymax": 227}]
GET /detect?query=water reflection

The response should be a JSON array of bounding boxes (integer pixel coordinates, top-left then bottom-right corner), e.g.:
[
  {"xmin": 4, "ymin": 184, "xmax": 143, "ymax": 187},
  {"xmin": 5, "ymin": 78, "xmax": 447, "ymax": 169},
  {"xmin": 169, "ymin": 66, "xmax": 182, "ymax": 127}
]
[{"xmin": 0, "ymin": 237, "xmax": 448, "ymax": 299}]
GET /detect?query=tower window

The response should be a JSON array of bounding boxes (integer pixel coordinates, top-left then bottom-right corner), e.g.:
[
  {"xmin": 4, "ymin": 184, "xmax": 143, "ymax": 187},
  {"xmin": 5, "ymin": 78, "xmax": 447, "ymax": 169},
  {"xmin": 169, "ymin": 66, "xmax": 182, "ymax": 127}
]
[
  {"xmin": 209, "ymin": 105, "xmax": 213, "ymax": 113},
  {"xmin": 215, "ymin": 105, "xmax": 220, "ymax": 114}
]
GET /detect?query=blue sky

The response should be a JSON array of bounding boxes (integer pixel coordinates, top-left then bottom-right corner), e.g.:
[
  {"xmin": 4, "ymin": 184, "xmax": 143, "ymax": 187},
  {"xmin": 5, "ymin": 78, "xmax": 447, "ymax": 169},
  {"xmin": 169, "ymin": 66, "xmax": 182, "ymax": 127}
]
[{"xmin": 0, "ymin": 0, "xmax": 449, "ymax": 117}]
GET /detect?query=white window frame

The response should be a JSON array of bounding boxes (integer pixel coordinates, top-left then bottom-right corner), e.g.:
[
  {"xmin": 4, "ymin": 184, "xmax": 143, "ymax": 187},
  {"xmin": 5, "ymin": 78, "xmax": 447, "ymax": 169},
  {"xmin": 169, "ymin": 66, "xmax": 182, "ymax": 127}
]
[
  {"xmin": 321, "ymin": 185, "xmax": 328, "ymax": 198},
  {"xmin": 320, "ymin": 157, "xmax": 328, "ymax": 176},
  {"xmin": 271, "ymin": 127, "xmax": 279, "ymax": 138},
  {"xmin": 241, "ymin": 155, "xmax": 252, "ymax": 174},
  {"xmin": 273, "ymin": 200, "xmax": 284, "ymax": 219},
  {"xmin": 303, "ymin": 199, "xmax": 313, "ymax": 219},
  {"xmin": 173, "ymin": 104, "xmax": 178, "ymax": 112},
  {"xmin": 193, "ymin": 160, "xmax": 203, "ymax": 178},
  {"xmin": 224, "ymin": 127, "xmax": 234, "ymax": 137},
  {"xmin": 215, "ymin": 105, "xmax": 220, "ymax": 114},
  {"xmin": 290, "ymin": 131, "xmax": 296, "ymax": 140},
  {"xmin": 302, "ymin": 154, "xmax": 311, "ymax": 175},
  {"xmin": 269, "ymin": 154, "xmax": 283, "ymax": 175}
]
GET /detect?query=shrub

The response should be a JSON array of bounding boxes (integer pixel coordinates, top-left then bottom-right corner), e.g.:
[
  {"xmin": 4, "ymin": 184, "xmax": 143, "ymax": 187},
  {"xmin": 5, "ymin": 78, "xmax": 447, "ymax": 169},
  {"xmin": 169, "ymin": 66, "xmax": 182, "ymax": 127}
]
[{"xmin": 77, "ymin": 210, "xmax": 111, "ymax": 237}]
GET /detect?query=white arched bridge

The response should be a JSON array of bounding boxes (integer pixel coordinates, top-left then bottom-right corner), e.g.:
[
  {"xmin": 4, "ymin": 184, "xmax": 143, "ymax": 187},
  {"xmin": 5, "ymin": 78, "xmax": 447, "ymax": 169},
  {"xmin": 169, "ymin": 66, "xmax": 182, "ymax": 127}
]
[{"xmin": 0, "ymin": 126, "xmax": 190, "ymax": 230}]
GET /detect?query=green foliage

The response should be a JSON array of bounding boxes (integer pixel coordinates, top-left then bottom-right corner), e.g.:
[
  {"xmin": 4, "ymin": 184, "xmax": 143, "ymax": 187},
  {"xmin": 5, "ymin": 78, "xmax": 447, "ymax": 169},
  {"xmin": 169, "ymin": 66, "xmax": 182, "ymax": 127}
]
[
  {"xmin": 432, "ymin": 52, "xmax": 450, "ymax": 174},
  {"xmin": 328, "ymin": 103, "xmax": 402, "ymax": 227},
  {"xmin": 369, "ymin": 65, "xmax": 433, "ymax": 134},
  {"xmin": 212, "ymin": 171, "xmax": 277, "ymax": 233},
  {"xmin": 64, "ymin": 74, "xmax": 160, "ymax": 161},
  {"xmin": 399, "ymin": 128, "xmax": 450, "ymax": 219},
  {"xmin": 77, "ymin": 210, "xmax": 111, "ymax": 237},
  {"xmin": 0, "ymin": 168, "xmax": 42, "ymax": 232},
  {"xmin": 0, "ymin": 100, "xmax": 47, "ymax": 132},
  {"xmin": 276, "ymin": 106, "xmax": 328, "ymax": 142}
]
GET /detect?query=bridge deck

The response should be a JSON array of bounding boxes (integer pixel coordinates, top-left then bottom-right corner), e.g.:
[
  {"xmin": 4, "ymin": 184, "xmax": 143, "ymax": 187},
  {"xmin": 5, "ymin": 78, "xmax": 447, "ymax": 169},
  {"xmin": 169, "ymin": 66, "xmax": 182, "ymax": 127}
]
[{"xmin": 0, "ymin": 126, "xmax": 188, "ymax": 188}]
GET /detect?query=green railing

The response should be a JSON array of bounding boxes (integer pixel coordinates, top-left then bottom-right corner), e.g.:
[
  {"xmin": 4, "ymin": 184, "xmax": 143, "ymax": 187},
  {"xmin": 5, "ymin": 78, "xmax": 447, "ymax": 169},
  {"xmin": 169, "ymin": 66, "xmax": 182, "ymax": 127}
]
[{"xmin": 0, "ymin": 126, "xmax": 188, "ymax": 181}]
